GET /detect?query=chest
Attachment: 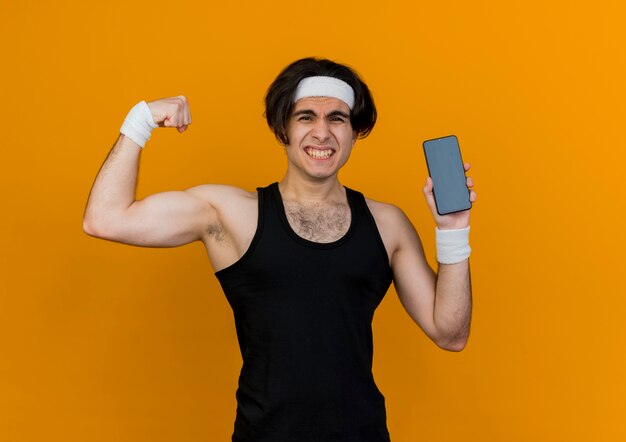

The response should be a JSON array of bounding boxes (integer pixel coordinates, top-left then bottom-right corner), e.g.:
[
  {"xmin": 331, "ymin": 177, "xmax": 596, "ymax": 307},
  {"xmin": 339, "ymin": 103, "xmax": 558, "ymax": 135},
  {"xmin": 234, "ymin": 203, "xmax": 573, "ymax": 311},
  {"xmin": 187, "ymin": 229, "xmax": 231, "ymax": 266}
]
[{"xmin": 282, "ymin": 200, "xmax": 351, "ymax": 243}]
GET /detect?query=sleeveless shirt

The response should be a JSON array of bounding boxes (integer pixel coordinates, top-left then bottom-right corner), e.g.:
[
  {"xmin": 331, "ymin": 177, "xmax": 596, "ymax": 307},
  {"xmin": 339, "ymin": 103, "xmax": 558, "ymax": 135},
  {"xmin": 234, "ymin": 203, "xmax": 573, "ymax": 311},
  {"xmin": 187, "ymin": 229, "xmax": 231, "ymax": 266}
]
[{"xmin": 215, "ymin": 182, "xmax": 393, "ymax": 442}]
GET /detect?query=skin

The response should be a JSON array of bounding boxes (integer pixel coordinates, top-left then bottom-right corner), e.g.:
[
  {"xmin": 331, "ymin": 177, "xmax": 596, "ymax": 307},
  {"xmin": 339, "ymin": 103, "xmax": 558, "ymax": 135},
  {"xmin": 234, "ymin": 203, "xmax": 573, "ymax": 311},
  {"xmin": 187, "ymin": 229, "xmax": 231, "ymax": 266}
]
[{"xmin": 83, "ymin": 94, "xmax": 477, "ymax": 352}]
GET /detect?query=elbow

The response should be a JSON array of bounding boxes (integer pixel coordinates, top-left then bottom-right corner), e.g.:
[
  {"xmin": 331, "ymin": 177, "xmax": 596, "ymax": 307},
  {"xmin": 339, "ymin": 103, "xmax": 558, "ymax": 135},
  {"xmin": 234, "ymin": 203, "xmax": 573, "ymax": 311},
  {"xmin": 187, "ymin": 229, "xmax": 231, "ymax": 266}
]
[
  {"xmin": 433, "ymin": 317, "xmax": 472, "ymax": 352},
  {"xmin": 441, "ymin": 340, "xmax": 467, "ymax": 352},
  {"xmin": 83, "ymin": 209, "xmax": 130, "ymax": 242},
  {"xmin": 83, "ymin": 214, "xmax": 108, "ymax": 238},
  {"xmin": 83, "ymin": 217, "xmax": 99, "ymax": 237},
  {"xmin": 436, "ymin": 335, "xmax": 469, "ymax": 352}
]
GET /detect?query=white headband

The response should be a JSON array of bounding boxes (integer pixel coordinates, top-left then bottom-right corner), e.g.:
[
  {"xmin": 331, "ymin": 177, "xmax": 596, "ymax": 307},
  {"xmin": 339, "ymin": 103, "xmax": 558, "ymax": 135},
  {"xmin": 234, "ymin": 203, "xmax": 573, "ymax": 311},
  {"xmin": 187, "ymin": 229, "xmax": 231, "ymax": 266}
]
[{"xmin": 293, "ymin": 76, "xmax": 355, "ymax": 110}]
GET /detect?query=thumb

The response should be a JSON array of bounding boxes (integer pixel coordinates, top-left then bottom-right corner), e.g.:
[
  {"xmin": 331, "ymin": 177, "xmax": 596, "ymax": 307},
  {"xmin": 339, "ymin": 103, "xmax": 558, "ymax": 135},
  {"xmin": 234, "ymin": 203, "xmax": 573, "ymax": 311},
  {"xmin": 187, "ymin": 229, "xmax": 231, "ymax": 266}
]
[{"xmin": 422, "ymin": 177, "xmax": 438, "ymax": 213}]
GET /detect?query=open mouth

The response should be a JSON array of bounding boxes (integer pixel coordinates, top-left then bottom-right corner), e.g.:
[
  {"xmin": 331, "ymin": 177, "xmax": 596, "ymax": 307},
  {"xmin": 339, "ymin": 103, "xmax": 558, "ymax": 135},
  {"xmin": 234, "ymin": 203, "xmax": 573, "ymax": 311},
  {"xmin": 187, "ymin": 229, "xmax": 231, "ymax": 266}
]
[{"xmin": 304, "ymin": 146, "xmax": 335, "ymax": 160}]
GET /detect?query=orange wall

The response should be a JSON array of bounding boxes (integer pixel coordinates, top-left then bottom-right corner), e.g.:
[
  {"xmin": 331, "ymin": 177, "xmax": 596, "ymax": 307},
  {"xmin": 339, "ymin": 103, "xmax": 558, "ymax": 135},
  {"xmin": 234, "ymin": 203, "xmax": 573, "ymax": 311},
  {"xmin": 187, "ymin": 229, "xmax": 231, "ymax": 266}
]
[{"xmin": 1, "ymin": 1, "xmax": 624, "ymax": 441}]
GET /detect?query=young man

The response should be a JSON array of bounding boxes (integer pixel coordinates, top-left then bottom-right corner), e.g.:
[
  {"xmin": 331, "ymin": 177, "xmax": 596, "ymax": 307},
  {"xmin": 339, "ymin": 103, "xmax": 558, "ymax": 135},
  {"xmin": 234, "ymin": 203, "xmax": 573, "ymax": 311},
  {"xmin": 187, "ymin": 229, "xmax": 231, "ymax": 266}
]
[{"xmin": 83, "ymin": 57, "xmax": 476, "ymax": 442}]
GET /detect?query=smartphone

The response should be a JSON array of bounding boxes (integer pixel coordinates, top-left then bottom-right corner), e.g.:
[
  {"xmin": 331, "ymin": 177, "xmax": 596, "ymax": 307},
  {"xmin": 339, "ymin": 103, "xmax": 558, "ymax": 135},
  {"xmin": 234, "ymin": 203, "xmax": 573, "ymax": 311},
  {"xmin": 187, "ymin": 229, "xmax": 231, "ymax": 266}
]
[{"xmin": 422, "ymin": 135, "xmax": 472, "ymax": 215}]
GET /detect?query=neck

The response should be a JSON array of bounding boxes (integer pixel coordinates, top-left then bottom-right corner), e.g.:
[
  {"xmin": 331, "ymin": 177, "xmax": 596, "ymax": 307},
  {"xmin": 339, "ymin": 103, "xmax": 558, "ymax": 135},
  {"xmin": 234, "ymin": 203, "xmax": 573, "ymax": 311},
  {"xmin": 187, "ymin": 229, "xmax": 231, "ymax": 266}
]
[{"xmin": 278, "ymin": 172, "xmax": 345, "ymax": 203}]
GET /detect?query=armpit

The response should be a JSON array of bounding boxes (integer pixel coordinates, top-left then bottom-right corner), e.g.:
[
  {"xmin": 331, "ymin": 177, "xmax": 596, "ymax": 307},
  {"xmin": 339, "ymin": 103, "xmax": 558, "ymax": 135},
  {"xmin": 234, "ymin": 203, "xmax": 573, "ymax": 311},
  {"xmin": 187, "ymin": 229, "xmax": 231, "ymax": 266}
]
[{"xmin": 206, "ymin": 222, "xmax": 227, "ymax": 242}]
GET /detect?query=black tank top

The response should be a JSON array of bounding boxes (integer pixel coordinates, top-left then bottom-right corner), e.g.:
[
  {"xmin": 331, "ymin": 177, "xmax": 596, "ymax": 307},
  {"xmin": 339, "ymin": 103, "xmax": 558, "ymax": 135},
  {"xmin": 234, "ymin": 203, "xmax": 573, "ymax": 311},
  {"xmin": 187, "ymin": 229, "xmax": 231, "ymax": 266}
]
[{"xmin": 215, "ymin": 182, "xmax": 393, "ymax": 442}]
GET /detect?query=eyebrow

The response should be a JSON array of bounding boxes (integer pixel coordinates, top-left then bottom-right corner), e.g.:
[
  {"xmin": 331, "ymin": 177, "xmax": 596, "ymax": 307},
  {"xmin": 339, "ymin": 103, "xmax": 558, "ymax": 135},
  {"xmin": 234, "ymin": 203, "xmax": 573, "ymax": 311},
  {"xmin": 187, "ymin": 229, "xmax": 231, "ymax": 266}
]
[{"xmin": 292, "ymin": 109, "xmax": 351, "ymax": 119}]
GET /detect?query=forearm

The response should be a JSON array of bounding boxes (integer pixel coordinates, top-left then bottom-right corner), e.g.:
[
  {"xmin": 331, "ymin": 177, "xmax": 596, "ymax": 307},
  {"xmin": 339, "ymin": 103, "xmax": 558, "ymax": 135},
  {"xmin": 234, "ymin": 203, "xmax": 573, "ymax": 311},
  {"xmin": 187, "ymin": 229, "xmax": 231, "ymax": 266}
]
[
  {"xmin": 83, "ymin": 134, "xmax": 142, "ymax": 232},
  {"xmin": 433, "ymin": 259, "xmax": 472, "ymax": 350}
]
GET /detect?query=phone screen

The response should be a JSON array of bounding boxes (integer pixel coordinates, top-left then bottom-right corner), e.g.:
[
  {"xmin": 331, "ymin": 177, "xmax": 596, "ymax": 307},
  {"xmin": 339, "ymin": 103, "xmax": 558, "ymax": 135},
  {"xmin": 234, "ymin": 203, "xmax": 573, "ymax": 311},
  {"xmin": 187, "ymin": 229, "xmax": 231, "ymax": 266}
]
[{"xmin": 422, "ymin": 135, "xmax": 472, "ymax": 215}]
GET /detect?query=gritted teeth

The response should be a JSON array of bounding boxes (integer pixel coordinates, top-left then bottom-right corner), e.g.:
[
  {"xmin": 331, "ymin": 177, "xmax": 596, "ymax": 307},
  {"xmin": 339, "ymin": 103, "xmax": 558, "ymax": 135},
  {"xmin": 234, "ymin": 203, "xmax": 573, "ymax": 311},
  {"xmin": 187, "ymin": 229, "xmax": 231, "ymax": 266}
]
[{"xmin": 304, "ymin": 147, "xmax": 335, "ymax": 159}]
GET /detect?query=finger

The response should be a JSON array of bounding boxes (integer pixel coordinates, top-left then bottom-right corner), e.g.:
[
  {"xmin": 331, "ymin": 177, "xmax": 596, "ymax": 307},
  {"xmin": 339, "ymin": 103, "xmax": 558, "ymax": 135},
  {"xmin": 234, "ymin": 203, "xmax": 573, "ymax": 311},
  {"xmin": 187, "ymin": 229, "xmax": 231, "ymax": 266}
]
[
  {"xmin": 179, "ymin": 97, "xmax": 189, "ymax": 126},
  {"xmin": 464, "ymin": 162, "xmax": 471, "ymax": 171},
  {"xmin": 172, "ymin": 97, "xmax": 184, "ymax": 126},
  {"xmin": 163, "ymin": 105, "xmax": 179, "ymax": 127},
  {"xmin": 469, "ymin": 190, "xmax": 477, "ymax": 202},
  {"xmin": 183, "ymin": 96, "xmax": 192, "ymax": 125},
  {"xmin": 423, "ymin": 177, "xmax": 438, "ymax": 211},
  {"xmin": 166, "ymin": 117, "xmax": 180, "ymax": 128},
  {"xmin": 466, "ymin": 176, "xmax": 474, "ymax": 187},
  {"xmin": 178, "ymin": 103, "xmax": 184, "ymax": 122},
  {"xmin": 423, "ymin": 176, "xmax": 433, "ymax": 193},
  {"xmin": 177, "ymin": 107, "xmax": 186, "ymax": 129}
]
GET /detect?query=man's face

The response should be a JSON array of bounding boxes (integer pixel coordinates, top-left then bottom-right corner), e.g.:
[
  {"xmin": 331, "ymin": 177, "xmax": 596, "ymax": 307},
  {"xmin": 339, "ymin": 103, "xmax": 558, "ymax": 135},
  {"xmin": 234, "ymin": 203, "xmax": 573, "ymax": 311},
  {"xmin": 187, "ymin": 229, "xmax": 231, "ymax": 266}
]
[{"xmin": 283, "ymin": 96, "xmax": 357, "ymax": 181}]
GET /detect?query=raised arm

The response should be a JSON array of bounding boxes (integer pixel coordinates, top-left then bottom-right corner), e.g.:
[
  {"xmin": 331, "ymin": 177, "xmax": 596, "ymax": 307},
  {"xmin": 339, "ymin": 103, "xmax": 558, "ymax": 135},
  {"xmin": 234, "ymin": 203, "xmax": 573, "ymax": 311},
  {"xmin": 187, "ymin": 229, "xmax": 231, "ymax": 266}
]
[
  {"xmin": 388, "ymin": 208, "xmax": 472, "ymax": 352},
  {"xmin": 372, "ymin": 163, "xmax": 476, "ymax": 352},
  {"xmin": 82, "ymin": 96, "xmax": 216, "ymax": 247}
]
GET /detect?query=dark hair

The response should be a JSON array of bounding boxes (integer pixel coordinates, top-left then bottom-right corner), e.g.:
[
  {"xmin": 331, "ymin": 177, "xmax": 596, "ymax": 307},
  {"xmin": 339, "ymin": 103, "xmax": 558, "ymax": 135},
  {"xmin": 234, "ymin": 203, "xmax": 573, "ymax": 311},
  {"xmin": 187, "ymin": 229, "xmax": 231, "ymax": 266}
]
[{"xmin": 264, "ymin": 57, "xmax": 377, "ymax": 145}]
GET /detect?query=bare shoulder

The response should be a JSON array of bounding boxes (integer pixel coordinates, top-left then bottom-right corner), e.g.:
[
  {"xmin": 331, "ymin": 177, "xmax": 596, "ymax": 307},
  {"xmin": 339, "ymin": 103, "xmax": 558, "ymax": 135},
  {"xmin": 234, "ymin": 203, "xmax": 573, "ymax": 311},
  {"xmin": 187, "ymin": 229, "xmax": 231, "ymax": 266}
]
[
  {"xmin": 364, "ymin": 196, "xmax": 419, "ymax": 260},
  {"xmin": 184, "ymin": 184, "xmax": 259, "ymax": 263},
  {"xmin": 184, "ymin": 183, "xmax": 256, "ymax": 207},
  {"xmin": 364, "ymin": 197, "xmax": 414, "ymax": 232},
  {"xmin": 364, "ymin": 197, "xmax": 405, "ymax": 221},
  {"xmin": 184, "ymin": 183, "xmax": 258, "ymax": 239},
  {"xmin": 365, "ymin": 198, "xmax": 424, "ymax": 266}
]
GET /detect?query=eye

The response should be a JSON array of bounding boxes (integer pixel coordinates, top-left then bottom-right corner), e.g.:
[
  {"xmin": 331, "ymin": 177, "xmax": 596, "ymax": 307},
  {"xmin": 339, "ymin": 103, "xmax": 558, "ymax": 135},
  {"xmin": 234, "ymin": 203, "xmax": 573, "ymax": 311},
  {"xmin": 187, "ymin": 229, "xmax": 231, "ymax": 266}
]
[
  {"xmin": 331, "ymin": 116, "xmax": 345, "ymax": 122},
  {"xmin": 298, "ymin": 115, "xmax": 312, "ymax": 121}
]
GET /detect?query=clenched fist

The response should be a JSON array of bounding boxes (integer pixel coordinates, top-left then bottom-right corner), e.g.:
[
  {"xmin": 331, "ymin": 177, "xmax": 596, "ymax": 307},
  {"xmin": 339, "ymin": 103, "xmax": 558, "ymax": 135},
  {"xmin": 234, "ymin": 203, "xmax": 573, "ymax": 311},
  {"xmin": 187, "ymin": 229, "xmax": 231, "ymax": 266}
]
[{"xmin": 147, "ymin": 95, "xmax": 192, "ymax": 133}]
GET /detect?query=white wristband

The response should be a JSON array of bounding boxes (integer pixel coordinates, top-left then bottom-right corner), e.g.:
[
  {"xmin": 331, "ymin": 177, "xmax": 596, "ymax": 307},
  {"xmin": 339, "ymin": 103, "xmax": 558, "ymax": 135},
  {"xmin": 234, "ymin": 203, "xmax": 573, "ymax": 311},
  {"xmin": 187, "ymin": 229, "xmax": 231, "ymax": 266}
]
[
  {"xmin": 120, "ymin": 100, "xmax": 158, "ymax": 148},
  {"xmin": 436, "ymin": 226, "xmax": 471, "ymax": 264}
]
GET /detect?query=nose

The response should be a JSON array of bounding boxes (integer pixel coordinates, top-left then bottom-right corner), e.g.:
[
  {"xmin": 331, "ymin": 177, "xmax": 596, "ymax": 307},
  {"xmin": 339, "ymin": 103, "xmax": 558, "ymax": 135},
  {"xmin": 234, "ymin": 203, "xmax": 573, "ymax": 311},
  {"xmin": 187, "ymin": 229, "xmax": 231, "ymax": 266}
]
[{"xmin": 310, "ymin": 118, "xmax": 331, "ymax": 142}]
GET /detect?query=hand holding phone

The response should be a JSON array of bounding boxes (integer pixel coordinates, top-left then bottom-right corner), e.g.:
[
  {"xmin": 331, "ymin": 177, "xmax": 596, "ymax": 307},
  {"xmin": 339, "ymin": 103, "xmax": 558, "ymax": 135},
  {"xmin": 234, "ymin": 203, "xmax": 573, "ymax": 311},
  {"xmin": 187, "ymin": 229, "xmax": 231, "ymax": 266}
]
[{"xmin": 422, "ymin": 135, "xmax": 472, "ymax": 216}]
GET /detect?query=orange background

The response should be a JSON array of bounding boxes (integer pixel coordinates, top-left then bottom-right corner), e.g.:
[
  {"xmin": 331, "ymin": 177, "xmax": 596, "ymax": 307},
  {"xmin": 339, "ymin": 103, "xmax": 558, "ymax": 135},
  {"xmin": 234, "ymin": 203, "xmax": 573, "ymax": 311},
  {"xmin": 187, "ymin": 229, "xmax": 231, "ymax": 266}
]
[{"xmin": 1, "ymin": 1, "xmax": 624, "ymax": 441}]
